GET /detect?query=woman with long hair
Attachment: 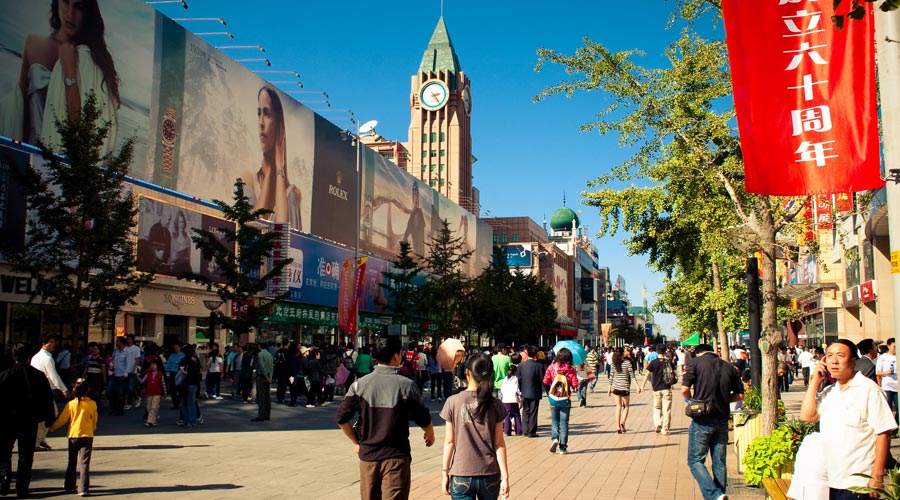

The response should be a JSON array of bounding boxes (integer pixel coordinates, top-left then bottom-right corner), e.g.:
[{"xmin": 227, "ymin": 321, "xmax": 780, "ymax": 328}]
[
  {"xmin": 542, "ymin": 347, "xmax": 579, "ymax": 455},
  {"xmin": 440, "ymin": 353, "xmax": 509, "ymax": 500},
  {"xmin": 608, "ymin": 346, "xmax": 635, "ymax": 433},
  {"xmin": 168, "ymin": 209, "xmax": 191, "ymax": 274},
  {"xmin": 243, "ymin": 86, "xmax": 302, "ymax": 230},
  {"xmin": 2, "ymin": 0, "xmax": 120, "ymax": 150}
]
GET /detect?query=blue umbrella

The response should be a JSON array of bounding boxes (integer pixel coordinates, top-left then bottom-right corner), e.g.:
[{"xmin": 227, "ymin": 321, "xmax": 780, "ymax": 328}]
[{"xmin": 553, "ymin": 340, "xmax": 587, "ymax": 365}]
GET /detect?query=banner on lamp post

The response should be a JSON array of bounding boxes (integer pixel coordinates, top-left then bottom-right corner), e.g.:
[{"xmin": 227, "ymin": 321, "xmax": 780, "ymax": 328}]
[
  {"xmin": 601, "ymin": 323, "xmax": 612, "ymax": 346},
  {"xmin": 722, "ymin": 0, "xmax": 882, "ymax": 195},
  {"xmin": 338, "ymin": 256, "xmax": 368, "ymax": 334}
]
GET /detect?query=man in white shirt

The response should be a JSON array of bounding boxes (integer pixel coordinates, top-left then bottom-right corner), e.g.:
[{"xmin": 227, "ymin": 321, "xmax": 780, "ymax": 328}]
[
  {"xmin": 800, "ymin": 339, "xmax": 897, "ymax": 497},
  {"xmin": 876, "ymin": 338, "xmax": 898, "ymax": 438},
  {"xmin": 30, "ymin": 334, "xmax": 70, "ymax": 450},
  {"xmin": 125, "ymin": 334, "xmax": 143, "ymax": 409},
  {"xmin": 797, "ymin": 347, "xmax": 816, "ymax": 387},
  {"xmin": 110, "ymin": 337, "xmax": 132, "ymax": 416}
]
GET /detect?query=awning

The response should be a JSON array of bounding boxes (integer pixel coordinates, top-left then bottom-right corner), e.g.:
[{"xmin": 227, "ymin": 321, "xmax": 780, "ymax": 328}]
[
  {"xmin": 778, "ymin": 282, "xmax": 838, "ymax": 301},
  {"xmin": 552, "ymin": 327, "xmax": 578, "ymax": 338},
  {"xmin": 681, "ymin": 332, "xmax": 701, "ymax": 346}
]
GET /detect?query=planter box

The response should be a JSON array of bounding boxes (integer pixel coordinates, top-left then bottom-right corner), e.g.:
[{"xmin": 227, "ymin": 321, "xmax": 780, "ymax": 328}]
[{"xmin": 733, "ymin": 411, "xmax": 761, "ymax": 473}]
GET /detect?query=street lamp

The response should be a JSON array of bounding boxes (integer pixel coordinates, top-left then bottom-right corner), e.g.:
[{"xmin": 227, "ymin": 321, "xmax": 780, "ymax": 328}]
[
  {"xmin": 147, "ymin": 0, "xmax": 188, "ymax": 8},
  {"xmin": 203, "ymin": 299, "xmax": 224, "ymax": 346},
  {"xmin": 340, "ymin": 119, "xmax": 377, "ymax": 344},
  {"xmin": 237, "ymin": 58, "xmax": 271, "ymax": 67},
  {"xmin": 217, "ymin": 45, "xmax": 267, "ymax": 53},
  {"xmin": 173, "ymin": 17, "xmax": 227, "ymax": 25},
  {"xmin": 196, "ymin": 32, "xmax": 235, "ymax": 39}
]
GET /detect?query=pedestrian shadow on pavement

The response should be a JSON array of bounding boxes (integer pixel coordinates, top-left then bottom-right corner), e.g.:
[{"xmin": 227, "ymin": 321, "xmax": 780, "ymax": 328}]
[
  {"xmin": 93, "ymin": 444, "xmax": 211, "ymax": 451},
  {"xmin": 27, "ymin": 483, "xmax": 242, "ymax": 497}
]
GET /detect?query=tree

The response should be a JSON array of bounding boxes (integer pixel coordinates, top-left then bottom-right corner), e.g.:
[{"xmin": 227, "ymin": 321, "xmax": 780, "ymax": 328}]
[
  {"xmin": 419, "ymin": 219, "xmax": 474, "ymax": 346},
  {"xmin": 179, "ymin": 179, "xmax": 291, "ymax": 340},
  {"xmin": 3, "ymin": 92, "xmax": 152, "ymax": 347},
  {"xmin": 514, "ymin": 271, "xmax": 558, "ymax": 344},
  {"xmin": 380, "ymin": 240, "xmax": 422, "ymax": 330},
  {"xmin": 534, "ymin": 8, "xmax": 808, "ymax": 435},
  {"xmin": 832, "ymin": 0, "xmax": 899, "ymax": 29},
  {"xmin": 470, "ymin": 247, "xmax": 520, "ymax": 343}
]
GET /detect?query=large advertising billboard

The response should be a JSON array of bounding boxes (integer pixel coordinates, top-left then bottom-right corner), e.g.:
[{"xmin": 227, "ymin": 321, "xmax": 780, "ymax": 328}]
[
  {"xmin": 0, "ymin": 0, "xmax": 492, "ymax": 292},
  {"xmin": 136, "ymin": 197, "xmax": 233, "ymax": 281}
]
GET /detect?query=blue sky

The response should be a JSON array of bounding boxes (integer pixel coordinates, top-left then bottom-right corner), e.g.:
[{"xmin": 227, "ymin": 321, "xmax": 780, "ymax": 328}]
[{"xmin": 155, "ymin": 0, "xmax": 727, "ymax": 339}]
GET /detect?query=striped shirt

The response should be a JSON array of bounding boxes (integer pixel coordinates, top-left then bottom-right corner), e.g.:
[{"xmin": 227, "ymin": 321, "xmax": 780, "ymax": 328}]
[{"xmin": 611, "ymin": 361, "xmax": 634, "ymax": 392}]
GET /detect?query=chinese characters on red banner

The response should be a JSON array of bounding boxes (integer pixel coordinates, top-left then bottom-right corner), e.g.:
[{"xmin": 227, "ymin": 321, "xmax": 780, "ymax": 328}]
[
  {"xmin": 723, "ymin": 0, "xmax": 883, "ymax": 195},
  {"xmin": 338, "ymin": 256, "xmax": 368, "ymax": 334}
]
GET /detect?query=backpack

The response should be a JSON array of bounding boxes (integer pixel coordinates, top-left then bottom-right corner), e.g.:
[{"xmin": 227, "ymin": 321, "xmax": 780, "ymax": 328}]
[
  {"xmin": 547, "ymin": 370, "xmax": 571, "ymax": 407},
  {"xmin": 662, "ymin": 360, "xmax": 677, "ymax": 387}
]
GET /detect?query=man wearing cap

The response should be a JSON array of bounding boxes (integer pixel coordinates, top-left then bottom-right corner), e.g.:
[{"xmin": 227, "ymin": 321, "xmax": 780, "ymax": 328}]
[{"xmin": 337, "ymin": 337, "xmax": 434, "ymax": 500}]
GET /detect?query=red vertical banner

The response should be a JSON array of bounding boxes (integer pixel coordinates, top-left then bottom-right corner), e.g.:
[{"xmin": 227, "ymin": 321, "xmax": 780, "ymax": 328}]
[
  {"xmin": 722, "ymin": 1, "xmax": 882, "ymax": 195},
  {"xmin": 338, "ymin": 257, "xmax": 368, "ymax": 334}
]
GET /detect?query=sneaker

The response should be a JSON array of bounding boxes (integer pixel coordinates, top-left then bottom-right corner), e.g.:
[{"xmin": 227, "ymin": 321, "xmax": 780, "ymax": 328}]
[
  {"xmin": 714, "ymin": 496, "xmax": 728, "ymax": 500},
  {"xmin": 656, "ymin": 426, "xmax": 662, "ymax": 433},
  {"xmin": 661, "ymin": 430, "xmax": 670, "ymax": 436},
  {"xmin": 134, "ymin": 400, "xmax": 141, "ymax": 408},
  {"xmin": 306, "ymin": 404, "xmax": 316, "ymax": 408},
  {"xmin": 124, "ymin": 405, "xmax": 132, "ymax": 410},
  {"xmin": 144, "ymin": 422, "xmax": 151, "ymax": 428},
  {"xmin": 558, "ymin": 449, "xmax": 568, "ymax": 455},
  {"xmin": 549, "ymin": 439, "xmax": 559, "ymax": 453},
  {"xmin": 197, "ymin": 416, "xmax": 204, "ymax": 424},
  {"xmin": 176, "ymin": 420, "xmax": 184, "ymax": 426},
  {"xmin": 214, "ymin": 396, "xmax": 223, "ymax": 400},
  {"xmin": 79, "ymin": 493, "xmax": 90, "ymax": 497}
]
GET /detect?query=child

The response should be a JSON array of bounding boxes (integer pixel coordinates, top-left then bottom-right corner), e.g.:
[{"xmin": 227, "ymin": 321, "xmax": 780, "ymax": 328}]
[
  {"xmin": 49, "ymin": 380, "xmax": 97, "ymax": 497},
  {"xmin": 139, "ymin": 362, "xmax": 167, "ymax": 427},
  {"xmin": 500, "ymin": 364, "xmax": 522, "ymax": 436}
]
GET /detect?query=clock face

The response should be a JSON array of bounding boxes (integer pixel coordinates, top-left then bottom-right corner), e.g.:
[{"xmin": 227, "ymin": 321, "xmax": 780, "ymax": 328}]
[
  {"xmin": 420, "ymin": 80, "xmax": 448, "ymax": 111},
  {"xmin": 162, "ymin": 117, "xmax": 177, "ymax": 145},
  {"xmin": 462, "ymin": 86, "xmax": 472, "ymax": 116}
]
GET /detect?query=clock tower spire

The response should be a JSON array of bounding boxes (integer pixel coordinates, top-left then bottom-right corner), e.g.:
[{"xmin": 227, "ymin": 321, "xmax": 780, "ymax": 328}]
[{"xmin": 407, "ymin": 17, "xmax": 476, "ymax": 214}]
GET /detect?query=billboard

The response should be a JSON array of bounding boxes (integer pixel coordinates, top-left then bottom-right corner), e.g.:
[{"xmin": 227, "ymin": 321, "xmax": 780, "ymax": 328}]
[
  {"xmin": 136, "ymin": 197, "xmax": 233, "ymax": 281},
  {"xmin": 0, "ymin": 145, "xmax": 28, "ymax": 250},
  {"xmin": 0, "ymin": 0, "xmax": 492, "ymax": 289},
  {"xmin": 505, "ymin": 244, "xmax": 532, "ymax": 269}
]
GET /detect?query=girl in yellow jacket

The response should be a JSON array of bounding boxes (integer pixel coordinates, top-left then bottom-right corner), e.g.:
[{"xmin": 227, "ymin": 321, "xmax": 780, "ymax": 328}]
[{"xmin": 50, "ymin": 380, "xmax": 97, "ymax": 497}]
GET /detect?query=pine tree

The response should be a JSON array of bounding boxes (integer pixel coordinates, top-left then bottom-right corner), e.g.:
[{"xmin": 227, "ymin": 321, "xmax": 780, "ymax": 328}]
[
  {"xmin": 380, "ymin": 241, "xmax": 422, "ymax": 329},
  {"xmin": 179, "ymin": 179, "xmax": 292, "ymax": 340},
  {"xmin": 3, "ymin": 91, "xmax": 153, "ymax": 347},
  {"xmin": 419, "ymin": 219, "xmax": 474, "ymax": 345}
]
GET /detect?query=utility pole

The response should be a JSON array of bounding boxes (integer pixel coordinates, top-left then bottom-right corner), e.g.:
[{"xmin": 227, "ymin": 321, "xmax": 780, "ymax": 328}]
[{"xmin": 876, "ymin": 12, "xmax": 900, "ymax": 351}]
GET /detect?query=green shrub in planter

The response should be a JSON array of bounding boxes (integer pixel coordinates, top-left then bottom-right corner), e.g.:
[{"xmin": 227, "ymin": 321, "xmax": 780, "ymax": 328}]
[{"xmin": 742, "ymin": 425, "xmax": 803, "ymax": 486}]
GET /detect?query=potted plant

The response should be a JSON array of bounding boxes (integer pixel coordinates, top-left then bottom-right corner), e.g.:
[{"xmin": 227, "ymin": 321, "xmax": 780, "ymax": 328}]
[
  {"xmin": 742, "ymin": 418, "xmax": 817, "ymax": 486},
  {"xmin": 734, "ymin": 386, "xmax": 788, "ymax": 472}
]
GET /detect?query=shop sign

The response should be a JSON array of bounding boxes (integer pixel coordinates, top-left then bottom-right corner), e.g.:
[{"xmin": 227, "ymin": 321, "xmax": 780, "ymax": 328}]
[
  {"xmin": 860, "ymin": 281, "xmax": 876, "ymax": 303},
  {"xmin": 842, "ymin": 286, "xmax": 859, "ymax": 308},
  {"xmin": 266, "ymin": 302, "xmax": 338, "ymax": 326},
  {"xmin": 0, "ymin": 271, "xmax": 35, "ymax": 302}
]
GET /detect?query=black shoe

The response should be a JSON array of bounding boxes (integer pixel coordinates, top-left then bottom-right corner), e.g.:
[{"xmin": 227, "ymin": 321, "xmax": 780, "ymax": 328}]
[{"xmin": 250, "ymin": 417, "xmax": 265, "ymax": 422}]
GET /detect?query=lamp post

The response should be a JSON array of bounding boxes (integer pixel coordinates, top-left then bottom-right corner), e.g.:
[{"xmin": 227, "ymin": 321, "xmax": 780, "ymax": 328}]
[
  {"xmin": 203, "ymin": 299, "xmax": 224, "ymax": 346},
  {"xmin": 147, "ymin": 0, "xmax": 188, "ymax": 8},
  {"xmin": 173, "ymin": 17, "xmax": 226, "ymax": 25}
]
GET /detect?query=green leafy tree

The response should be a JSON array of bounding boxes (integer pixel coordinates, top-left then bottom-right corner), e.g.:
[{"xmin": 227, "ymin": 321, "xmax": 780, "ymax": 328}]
[
  {"xmin": 419, "ymin": 219, "xmax": 473, "ymax": 346},
  {"xmin": 179, "ymin": 179, "xmax": 291, "ymax": 340},
  {"xmin": 380, "ymin": 240, "xmax": 422, "ymax": 329},
  {"xmin": 534, "ymin": 6, "xmax": 808, "ymax": 435},
  {"xmin": 3, "ymin": 92, "xmax": 152, "ymax": 347},
  {"xmin": 515, "ymin": 271, "xmax": 558, "ymax": 343}
]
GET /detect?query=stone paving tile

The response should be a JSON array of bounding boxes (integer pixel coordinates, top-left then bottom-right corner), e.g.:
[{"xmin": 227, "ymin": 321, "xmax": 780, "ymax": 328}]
[{"xmin": 18, "ymin": 379, "xmax": 817, "ymax": 499}]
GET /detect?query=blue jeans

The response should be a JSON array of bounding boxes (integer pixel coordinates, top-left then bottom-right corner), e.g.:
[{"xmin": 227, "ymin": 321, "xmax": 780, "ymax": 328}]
[
  {"xmin": 180, "ymin": 384, "xmax": 198, "ymax": 425},
  {"xmin": 687, "ymin": 420, "xmax": 729, "ymax": 500},
  {"xmin": 449, "ymin": 474, "xmax": 501, "ymax": 500},
  {"xmin": 550, "ymin": 404, "xmax": 571, "ymax": 451},
  {"xmin": 886, "ymin": 391, "xmax": 898, "ymax": 428}
]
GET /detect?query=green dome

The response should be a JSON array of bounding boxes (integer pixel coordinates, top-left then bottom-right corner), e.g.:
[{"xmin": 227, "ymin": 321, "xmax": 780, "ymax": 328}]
[{"xmin": 550, "ymin": 207, "xmax": 579, "ymax": 231}]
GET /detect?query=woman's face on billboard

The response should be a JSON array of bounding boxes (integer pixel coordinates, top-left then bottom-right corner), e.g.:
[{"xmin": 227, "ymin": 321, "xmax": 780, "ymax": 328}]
[
  {"xmin": 257, "ymin": 90, "xmax": 278, "ymax": 154},
  {"xmin": 58, "ymin": 0, "xmax": 86, "ymax": 40}
]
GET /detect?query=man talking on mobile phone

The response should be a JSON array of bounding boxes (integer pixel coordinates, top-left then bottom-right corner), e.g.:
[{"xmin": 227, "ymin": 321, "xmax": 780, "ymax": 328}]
[{"xmin": 800, "ymin": 339, "xmax": 897, "ymax": 499}]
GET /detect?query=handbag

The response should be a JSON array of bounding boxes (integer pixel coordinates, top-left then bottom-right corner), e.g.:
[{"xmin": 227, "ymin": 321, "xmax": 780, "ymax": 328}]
[
  {"xmin": 174, "ymin": 370, "xmax": 186, "ymax": 387},
  {"xmin": 684, "ymin": 398, "xmax": 713, "ymax": 418}
]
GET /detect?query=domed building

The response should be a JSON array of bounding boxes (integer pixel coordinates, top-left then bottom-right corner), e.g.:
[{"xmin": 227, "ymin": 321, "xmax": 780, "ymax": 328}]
[{"xmin": 549, "ymin": 205, "xmax": 579, "ymax": 236}]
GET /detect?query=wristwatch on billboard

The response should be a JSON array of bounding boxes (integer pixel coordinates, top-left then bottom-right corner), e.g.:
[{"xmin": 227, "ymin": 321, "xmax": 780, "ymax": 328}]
[{"xmin": 161, "ymin": 107, "xmax": 177, "ymax": 173}]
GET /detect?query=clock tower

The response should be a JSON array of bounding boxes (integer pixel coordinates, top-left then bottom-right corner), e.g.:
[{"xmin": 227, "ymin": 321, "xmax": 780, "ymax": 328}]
[{"xmin": 407, "ymin": 17, "xmax": 477, "ymax": 214}]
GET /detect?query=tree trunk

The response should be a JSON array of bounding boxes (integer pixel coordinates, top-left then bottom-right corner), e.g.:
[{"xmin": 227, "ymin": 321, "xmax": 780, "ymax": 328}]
[
  {"xmin": 712, "ymin": 258, "xmax": 729, "ymax": 362},
  {"xmin": 758, "ymin": 206, "xmax": 783, "ymax": 436}
]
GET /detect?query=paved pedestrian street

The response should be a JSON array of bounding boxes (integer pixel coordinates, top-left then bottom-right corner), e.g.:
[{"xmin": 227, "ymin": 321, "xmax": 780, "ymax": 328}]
[{"xmin": 22, "ymin": 383, "xmax": 820, "ymax": 499}]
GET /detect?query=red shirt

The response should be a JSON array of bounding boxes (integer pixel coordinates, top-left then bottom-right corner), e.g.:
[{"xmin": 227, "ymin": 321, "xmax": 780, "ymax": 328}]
[{"xmin": 141, "ymin": 370, "xmax": 167, "ymax": 397}]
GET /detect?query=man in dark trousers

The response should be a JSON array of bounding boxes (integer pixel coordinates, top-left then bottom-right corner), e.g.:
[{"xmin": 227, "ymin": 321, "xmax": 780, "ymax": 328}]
[
  {"xmin": 0, "ymin": 343, "xmax": 55, "ymax": 497},
  {"xmin": 517, "ymin": 345, "xmax": 544, "ymax": 438}
]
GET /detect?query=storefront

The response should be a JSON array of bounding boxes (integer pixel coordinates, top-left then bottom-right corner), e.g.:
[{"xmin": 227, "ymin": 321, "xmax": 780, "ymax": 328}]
[{"xmin": 117, "ymin": 282, "xmax": 226, "ymax": 348}]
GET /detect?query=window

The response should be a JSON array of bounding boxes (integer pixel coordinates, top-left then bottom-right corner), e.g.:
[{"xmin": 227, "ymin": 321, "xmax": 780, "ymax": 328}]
[
  {"xmin": 439, "ymin": 179, "xmax": 445, "ymax": 186},
  {"xmin": 430, "ymin": 165, "xmax": 436, "ymax": 172},
  {"xmin": 440, "ymin": 132, "xmax": 445, "ymax": 141},
  {"xmin": 493, "ymin": 235, "xmax": 499, "ymax": 243},
  {"xmin": 421, "ymin": 150, "xmax": 427, "ymax": 158},
  {"xmin": 429, "ymin": 179, "xmax": 436, "ymax": 187},
  {"xmin": 513, "ymin": 234, "xmax": 519, "ymax": 242},
  {"xmin": 421, "ymin": 165, "xmax": 426, "ymax": 173},
  {"xmin": 430, "ymin": 132, "xmax": 436, "ymax": 142},
  {"xmin": 422, "ymin": 133, "xmax": 427, "ymax": 143},
  {"xmin": 384, "ymin": 153, "xmax": 394, "ymax": 160},
  {"xmin": 439, "ymin": 164, "xmax": 445, "ymax": 171},
  {"xmin": 440, "ymin": 149, "xmax": 445, "ymax": 157},
  {"xmin": 501, "ymin": 235, "xmax": 508, "ymax": 243},
  {"xmin": 431, "ymin": 150, "xmax": 437, "ymax": 158}
]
